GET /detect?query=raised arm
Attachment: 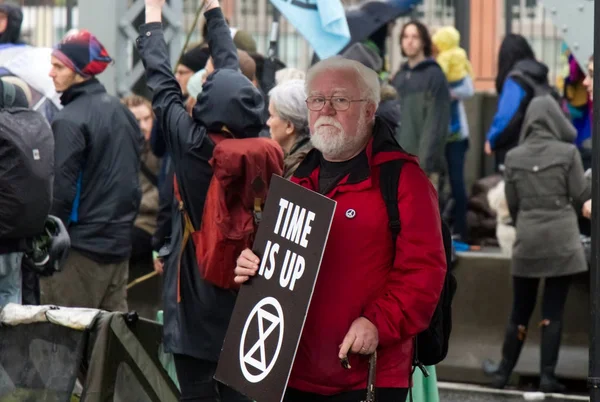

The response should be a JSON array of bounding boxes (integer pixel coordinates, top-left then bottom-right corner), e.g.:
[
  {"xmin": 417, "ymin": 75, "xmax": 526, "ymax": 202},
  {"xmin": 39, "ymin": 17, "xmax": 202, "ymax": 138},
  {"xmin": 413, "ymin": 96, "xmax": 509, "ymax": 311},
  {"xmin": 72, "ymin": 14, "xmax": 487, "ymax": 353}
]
[
  {"xmin": 138, "ymin": 0, "xmax": 206, "ymax": 162},
  {"xmin": 205, "ymin": 1, "xmax": 239, "ymax": 71}
]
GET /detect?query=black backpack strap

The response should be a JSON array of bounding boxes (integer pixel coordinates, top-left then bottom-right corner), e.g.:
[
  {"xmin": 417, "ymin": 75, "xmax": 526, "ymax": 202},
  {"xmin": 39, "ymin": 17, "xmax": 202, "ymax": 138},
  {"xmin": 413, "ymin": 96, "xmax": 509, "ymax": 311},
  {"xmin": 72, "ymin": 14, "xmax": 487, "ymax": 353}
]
[{"xmin": 379, "ymin": 159, "xmax": 406, "ymax": 247}]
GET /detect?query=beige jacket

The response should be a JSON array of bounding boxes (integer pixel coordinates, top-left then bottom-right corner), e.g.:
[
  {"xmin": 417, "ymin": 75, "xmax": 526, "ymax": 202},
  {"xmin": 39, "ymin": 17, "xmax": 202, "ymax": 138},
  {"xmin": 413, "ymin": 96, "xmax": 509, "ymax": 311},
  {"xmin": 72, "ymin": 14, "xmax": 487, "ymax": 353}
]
[{"xmin": 134, "ymin": 142, "xmax": 161, "ymax": 235}]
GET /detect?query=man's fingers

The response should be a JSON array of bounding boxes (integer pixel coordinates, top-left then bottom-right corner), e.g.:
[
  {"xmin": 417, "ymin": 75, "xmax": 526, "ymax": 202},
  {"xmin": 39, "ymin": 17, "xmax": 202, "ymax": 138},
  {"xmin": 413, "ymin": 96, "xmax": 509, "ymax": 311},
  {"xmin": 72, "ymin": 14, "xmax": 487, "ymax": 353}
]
[
  {"xmin": 338, "ymin": 332, "xmax": 356, "ymax": 360},
  {"xmin": 241, "ymin": 249, "xmax": 259, "ymax": 263},
  {"xmin": 350, "ymin": 337, "xmax": 365, "ymax": 354},
  {"xmin": 237, "ymin": 252, "xmax": 259, "ymax": 270},
  {"xmin": 234, "ymin": 275, "xmax": 250, "ymax": 284},
  {"xmin": 234, "ymin": 267, "xmax": 257, "ymax": 277}
]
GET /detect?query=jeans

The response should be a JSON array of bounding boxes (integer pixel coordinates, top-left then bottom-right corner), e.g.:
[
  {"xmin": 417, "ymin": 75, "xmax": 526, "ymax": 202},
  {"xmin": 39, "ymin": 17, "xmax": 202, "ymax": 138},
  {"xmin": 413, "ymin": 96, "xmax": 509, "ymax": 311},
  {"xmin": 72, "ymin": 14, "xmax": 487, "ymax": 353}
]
[
  {"xmin": 445, "ymin": 139, "xmax": 469, "ymax": 240},
  {"xmin": 0, "ymin": 252, "xmax": 23, "ymax": 307}
]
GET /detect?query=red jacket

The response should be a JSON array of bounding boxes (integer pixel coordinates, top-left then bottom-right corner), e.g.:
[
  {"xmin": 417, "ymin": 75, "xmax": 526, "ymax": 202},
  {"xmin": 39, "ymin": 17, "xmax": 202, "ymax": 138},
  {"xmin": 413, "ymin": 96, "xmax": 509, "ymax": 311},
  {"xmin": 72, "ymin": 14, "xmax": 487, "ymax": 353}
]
[{"xmin": 288, "ymin": 121, "xmax": 446, "ymax": 394}]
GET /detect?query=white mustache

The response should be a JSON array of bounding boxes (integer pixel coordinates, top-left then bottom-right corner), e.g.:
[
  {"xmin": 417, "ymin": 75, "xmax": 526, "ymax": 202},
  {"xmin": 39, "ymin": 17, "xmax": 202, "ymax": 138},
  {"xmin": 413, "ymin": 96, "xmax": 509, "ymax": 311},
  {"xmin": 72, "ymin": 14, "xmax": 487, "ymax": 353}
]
[{"xmin": 315, "ymin": 117, "xmax": 343, "ymax": 131}]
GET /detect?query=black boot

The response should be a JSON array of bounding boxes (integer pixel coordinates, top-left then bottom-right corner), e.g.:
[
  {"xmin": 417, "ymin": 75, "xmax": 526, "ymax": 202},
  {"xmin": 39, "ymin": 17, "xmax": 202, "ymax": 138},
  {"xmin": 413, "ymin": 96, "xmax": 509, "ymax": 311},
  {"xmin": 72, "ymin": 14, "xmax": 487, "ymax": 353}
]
[
  {"xmin": 483, "ymin": 322, "xmax": 527, "ymax": 389},
  {"xmin": 539, "ymin": 320, "xmax": 567, "ymax": 393}
]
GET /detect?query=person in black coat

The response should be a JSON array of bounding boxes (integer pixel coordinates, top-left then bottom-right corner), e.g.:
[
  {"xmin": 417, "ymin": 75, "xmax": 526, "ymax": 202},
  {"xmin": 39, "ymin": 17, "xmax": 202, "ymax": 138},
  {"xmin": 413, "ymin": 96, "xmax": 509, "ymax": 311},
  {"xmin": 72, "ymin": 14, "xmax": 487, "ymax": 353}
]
[
  {"xmin": 41, "ymin": 30, "xmax": 142, "ymax": 312},
  {"xmin": 138, "ymin": 0, "xmax": 265, "ymax": 399}
]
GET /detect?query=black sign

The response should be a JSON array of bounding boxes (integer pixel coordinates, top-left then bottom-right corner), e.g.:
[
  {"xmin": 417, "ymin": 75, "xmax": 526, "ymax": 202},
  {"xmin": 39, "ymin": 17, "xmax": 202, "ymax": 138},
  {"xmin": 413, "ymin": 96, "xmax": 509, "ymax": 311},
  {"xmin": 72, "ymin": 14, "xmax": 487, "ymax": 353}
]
[{"xmin": 215, "ymin": 175, "xmax": 336, "ymax": 402}]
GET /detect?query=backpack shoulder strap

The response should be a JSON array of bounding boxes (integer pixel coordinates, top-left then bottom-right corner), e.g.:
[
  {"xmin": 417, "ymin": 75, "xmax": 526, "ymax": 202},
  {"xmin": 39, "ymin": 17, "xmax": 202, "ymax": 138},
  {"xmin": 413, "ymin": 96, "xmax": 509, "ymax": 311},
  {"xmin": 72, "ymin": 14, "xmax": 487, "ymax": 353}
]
[{"xmin": 379, "ymin": 159, "xmax": 406, "ymax": 246}]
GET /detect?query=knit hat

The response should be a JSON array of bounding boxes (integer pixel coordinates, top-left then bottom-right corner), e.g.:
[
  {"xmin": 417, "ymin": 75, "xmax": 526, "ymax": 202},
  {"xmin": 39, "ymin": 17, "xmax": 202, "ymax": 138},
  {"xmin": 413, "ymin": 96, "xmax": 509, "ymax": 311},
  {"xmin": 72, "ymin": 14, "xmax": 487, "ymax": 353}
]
[
  {"xmin": 179, "ymin": 45, "xmax": 210, "ymax": 73},
  {"xmin": 52, "ymin": 29, "xmax": 112, "ymax": 78},
  {"xmin": 230, "ymin": 28, "xmax": 257, "ymax": 53}
]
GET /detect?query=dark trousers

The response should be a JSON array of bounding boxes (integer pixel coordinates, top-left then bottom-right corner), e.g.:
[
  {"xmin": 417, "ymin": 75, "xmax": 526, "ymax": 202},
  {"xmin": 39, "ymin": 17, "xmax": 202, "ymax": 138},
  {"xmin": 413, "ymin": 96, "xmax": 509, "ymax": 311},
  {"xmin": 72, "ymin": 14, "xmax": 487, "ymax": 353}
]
[
  {"xmin": 173, "ymin": 354, "xmax": 251, "ymax": 402},
  {"xmin": 445, "ymin": 139, "xmax": 469, "ymax": 240},
  {"xmin": 131, "ymin": 226, "xmax": 153, "ymax": 264},
  {"xmin": 284, "ymin": 387, "xmax": 408, "ymax": 402},
  {"xmin": 510, "ymin": 275, "xmax": 572, "ymax": 326}
]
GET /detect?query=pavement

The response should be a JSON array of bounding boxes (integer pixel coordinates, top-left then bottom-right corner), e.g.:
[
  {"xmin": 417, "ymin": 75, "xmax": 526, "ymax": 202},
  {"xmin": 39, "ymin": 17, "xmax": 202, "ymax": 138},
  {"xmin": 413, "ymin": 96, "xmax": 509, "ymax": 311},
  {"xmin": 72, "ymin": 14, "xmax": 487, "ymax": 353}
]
[{"xmin": 438, "ymin": 382, "xmax": 590, "ymax": 402}]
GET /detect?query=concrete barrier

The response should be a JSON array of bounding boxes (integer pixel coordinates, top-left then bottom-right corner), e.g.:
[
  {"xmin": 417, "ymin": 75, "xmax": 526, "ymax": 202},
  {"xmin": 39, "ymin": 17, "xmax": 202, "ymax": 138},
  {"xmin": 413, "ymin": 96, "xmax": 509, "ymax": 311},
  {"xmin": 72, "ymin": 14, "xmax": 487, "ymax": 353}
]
[{"xmin": 437, "ymin": 248, "xmax": 589, "ymax": 384}]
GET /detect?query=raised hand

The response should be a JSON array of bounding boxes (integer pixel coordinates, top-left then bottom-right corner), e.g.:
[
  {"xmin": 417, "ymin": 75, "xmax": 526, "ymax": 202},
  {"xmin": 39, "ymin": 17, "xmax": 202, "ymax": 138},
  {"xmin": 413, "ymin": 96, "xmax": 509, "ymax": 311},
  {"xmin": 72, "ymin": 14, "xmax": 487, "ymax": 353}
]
[{"xmin": 145, "ymin": 0, "xmax": 165, "ymax": 8}]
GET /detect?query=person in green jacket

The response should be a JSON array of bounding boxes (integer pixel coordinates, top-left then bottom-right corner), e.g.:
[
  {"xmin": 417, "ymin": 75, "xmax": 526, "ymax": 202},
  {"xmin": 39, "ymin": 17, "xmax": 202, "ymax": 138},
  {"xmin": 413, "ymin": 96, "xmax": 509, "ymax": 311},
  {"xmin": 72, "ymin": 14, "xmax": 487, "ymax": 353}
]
[
  {"xmin": 392, "ymin": 20, "xmax": 447, "ymax": 402},
  {"xmin": 391, "ymin": 20, "xmax": 451, "ymax": 193}
]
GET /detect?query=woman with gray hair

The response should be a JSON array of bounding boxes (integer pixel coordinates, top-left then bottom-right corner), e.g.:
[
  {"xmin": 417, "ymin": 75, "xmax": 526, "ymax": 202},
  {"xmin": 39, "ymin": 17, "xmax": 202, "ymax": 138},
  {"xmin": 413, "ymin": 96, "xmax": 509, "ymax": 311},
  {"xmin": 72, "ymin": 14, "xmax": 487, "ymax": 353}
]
[{"xmin": 267, "ymin": 79, "xmax": 313, "ymax": 179}]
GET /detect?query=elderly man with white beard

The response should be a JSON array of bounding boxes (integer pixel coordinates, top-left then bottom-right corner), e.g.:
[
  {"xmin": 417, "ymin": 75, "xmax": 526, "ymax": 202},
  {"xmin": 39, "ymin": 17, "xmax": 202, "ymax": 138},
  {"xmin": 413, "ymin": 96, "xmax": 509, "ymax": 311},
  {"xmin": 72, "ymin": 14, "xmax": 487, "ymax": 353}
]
[{"xmin": 235, "ymin": 56, "xmax": 446, "ymax": 402}]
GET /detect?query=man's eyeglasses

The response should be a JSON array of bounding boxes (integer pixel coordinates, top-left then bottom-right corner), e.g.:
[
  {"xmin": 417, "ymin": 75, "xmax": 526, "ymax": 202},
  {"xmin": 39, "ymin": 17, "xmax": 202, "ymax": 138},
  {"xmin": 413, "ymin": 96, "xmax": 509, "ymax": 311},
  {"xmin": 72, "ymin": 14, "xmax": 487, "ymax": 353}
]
[{"xmin": 305, "ymin": 96, "xmax": 367, "ymax": 111}]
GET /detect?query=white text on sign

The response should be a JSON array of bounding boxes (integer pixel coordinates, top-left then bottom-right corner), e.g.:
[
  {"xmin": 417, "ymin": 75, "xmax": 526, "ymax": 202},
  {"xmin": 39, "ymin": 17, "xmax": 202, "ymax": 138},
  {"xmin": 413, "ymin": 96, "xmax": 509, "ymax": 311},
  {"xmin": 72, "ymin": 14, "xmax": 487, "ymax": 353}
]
[{"xmin": 256, "ymin": 198, "xmax": 316, "ymax": 291}]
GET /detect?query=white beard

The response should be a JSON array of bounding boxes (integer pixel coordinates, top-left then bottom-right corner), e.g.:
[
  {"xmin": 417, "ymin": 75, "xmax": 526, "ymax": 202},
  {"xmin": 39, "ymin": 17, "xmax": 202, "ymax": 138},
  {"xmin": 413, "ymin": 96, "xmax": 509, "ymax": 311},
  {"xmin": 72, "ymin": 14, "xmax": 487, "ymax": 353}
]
[{"xmin": 311, "ymin": 114, "xmax": 368, "ymax": 160}]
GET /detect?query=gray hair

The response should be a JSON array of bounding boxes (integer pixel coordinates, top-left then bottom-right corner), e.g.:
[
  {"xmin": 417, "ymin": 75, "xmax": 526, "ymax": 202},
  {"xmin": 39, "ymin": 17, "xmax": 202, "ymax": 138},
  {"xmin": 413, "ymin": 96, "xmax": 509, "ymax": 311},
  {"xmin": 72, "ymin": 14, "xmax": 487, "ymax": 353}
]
[
  {"xmin": 305, "ymin": 56, "xmax": 381, "ymax": 107},
  {"xmin": 268, "ymin": 79, "xmax": 309, "ymax": 137}
]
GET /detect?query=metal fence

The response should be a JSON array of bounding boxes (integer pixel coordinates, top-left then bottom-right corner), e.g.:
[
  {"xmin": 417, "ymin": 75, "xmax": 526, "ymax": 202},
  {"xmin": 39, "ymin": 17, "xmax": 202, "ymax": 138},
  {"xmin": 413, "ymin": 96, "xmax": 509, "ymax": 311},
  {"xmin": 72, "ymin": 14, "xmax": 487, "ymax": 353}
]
[
  {"xmin": 8, "ymin": 0, "xmax": 76, "ymax": 47},
  {"xmin": 181, "ymin": 0, "xmax": 457, "ymax": 73},
  {"xmin": 505, "ymin": 0, "xmax": 566, "ymax": 87},
  {"xmin": 7, "ymin": 0, "xmax": 568, "ymax": 88}
]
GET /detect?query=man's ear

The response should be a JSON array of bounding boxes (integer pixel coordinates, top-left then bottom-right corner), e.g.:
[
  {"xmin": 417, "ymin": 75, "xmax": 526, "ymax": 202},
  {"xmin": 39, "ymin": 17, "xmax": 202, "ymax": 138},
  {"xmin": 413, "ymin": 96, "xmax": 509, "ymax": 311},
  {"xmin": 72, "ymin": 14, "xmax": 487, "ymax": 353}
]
[{"xmin": 365, "ymin": 102, "xmax": 377, "ymax": 120}]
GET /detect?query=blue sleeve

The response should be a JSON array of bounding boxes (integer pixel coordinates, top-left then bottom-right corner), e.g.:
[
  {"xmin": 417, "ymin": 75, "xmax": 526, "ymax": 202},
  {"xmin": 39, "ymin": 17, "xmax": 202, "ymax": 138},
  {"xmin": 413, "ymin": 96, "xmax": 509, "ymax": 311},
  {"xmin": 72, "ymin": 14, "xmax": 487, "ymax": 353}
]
[{"xmin": 486, "ymin": 78, "xmax": 526, "ymax": 148}]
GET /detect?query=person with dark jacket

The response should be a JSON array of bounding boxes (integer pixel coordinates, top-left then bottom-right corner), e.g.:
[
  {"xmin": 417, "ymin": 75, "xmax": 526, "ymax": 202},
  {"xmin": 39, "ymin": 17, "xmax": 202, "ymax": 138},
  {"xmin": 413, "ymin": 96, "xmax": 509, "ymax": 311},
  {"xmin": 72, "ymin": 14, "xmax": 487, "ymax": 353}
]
[
  {"xmin": 0, "ymin": 79, "xmax": 33, "ymax": 308},
  {"xmin": 235, "ymin": 56, "xmax": 446, "ymax": 402},
  {"xmin": 484, "ymin": 34, "xmax": 551, "ymax": 169},
  {"xmin": 483, "ymin": 95, "xmax": 590, "ymax": 393},
  {"xmin": 139, "ymin": 0, "xmax": 264, "ymax": 400},
  {"xmin": 0, "ymin": 4, "xmax": 23, "ymax": 45},
  {"xmin": 392, "ymin": 20, "xmax": 451, "ymax": 191},
  {"xmin": 40, "ymin": 30, "xmax": 142, "ymax": 312}
]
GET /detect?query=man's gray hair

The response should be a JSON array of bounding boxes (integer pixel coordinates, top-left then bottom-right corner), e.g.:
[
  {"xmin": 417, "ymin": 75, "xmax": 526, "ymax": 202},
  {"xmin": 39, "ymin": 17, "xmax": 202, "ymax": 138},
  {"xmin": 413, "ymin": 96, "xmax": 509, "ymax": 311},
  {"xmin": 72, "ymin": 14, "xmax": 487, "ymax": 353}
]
[
  {"xmin": 268, "ymin": 79, "xmax": 309, "ymax": 137},
  {"xmin": 305, "ymin": 56, "xmax": 381, "ymax": 107}
]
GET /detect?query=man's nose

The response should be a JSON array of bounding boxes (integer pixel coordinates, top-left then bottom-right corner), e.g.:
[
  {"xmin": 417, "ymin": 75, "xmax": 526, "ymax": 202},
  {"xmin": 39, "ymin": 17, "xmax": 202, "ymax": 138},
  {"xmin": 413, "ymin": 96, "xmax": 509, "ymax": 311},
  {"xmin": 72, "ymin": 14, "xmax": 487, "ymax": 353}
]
[{"xmin": 321, "ymin": 100, "xmax": 336, "ymax": 116}]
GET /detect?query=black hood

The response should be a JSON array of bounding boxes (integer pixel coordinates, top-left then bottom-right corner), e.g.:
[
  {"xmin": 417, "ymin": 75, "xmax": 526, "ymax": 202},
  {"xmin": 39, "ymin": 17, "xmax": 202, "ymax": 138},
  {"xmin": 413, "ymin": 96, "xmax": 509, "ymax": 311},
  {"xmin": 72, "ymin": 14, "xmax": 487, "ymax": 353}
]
[
  {"xmin": 192, "ymin": 68, "xmax": 265, "ymax": 138},
  {"xmin": 0, "ymin": 4, "xmax": 23, "ymax": 44},
  {"xmin": 512, "ymin": 58, "xmax": 549, "ymax": 85}
]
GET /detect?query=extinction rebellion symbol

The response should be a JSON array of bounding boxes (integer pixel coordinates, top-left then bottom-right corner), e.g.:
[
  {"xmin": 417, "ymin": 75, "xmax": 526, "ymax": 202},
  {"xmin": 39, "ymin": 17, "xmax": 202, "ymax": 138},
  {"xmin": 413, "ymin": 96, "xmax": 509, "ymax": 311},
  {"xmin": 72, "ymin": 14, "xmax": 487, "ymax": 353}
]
[{"xmin": 239, "ymin": 297, "xmax": 285, "ymax": 383}]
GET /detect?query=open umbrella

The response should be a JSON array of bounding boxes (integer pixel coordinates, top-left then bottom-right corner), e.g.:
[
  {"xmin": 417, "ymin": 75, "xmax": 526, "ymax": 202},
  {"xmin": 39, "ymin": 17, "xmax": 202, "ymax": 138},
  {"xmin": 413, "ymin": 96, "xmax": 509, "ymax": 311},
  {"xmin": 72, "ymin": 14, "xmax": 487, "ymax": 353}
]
[
  {"xmin": 0, "ymin": 44, "xmax": 61, "ymax": 121},
  {"xmin": 311, "ymin": 0, "xmax": 420, "ymax": 65},
  {"xmin": 343, "ymin": 0, "xmax": 420, "ymax": 52}
]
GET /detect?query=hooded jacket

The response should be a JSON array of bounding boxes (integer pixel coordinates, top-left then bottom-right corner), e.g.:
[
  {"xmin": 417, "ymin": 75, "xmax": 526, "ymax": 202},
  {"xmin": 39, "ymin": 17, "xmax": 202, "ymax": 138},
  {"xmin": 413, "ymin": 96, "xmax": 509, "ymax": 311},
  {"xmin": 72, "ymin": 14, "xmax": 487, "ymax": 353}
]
[
  {"xmin": 391, "ymin": 59, "xmax": 450, "ymax": 174},
  {"xmin": 0, "ymin": 4, "xmax": 23, "ymax": 45},
  {"xmin": 432, "ymin": 26, "xmax": 472, "ymax": 83},
  {"xmin": 504, "ymin": 95, "xmax": 589, "ymax": 278},
  {"xmin": 137, "ymin": 7, "xmax": 266, "ymax": 359},
  {"xmin": 486, "ymin": 58, "xmax": 550, "ymax": 165}
]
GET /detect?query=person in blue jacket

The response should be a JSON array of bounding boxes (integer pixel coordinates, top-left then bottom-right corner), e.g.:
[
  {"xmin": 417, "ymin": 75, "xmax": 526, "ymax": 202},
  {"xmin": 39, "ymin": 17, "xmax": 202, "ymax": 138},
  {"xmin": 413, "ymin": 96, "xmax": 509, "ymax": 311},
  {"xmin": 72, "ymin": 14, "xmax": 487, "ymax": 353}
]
[{"xmin": 484, "ymin": 34, "xmax": 551, "ymax": 170}]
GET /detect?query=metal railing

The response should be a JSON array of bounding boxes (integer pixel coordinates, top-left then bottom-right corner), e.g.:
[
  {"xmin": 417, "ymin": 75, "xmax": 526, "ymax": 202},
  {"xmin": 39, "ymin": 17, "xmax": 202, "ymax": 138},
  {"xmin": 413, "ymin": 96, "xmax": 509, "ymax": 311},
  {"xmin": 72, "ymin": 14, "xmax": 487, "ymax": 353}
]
[
  {"xmin": 6, "ymin": 0, "xmax": 567, "ymax": 86},
  {"xmin": 8, "ymin": 0, "xmax": 77, "ymax": 47},
  {"xmin": 505, "ymin": 0, "xmax": 566, "ymax": 86},
  {"xmin": 181, "ymin": 0, "xmax": 457, "ymax": 73}
]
